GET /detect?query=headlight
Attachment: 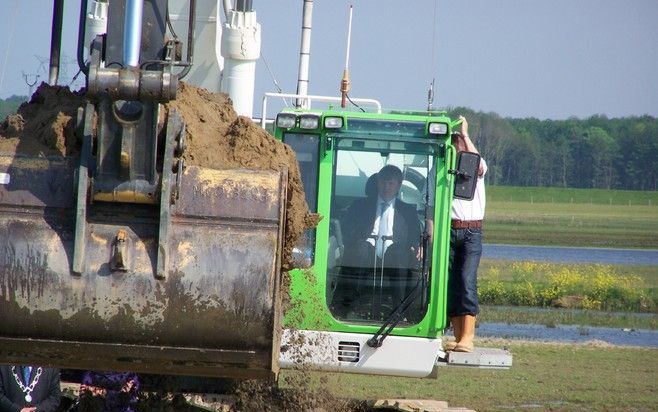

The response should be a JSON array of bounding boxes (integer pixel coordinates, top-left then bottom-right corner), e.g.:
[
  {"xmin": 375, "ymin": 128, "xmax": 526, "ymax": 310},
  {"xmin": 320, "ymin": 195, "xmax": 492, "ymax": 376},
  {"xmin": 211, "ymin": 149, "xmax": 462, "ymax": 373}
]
[
  {"xmin": 299, "ymin": 114, "xmax": 320, "ymax": 129},
  {"xmin": 429, "ymin": 122, "xmax": 448, "ymax": 135},
  {"xmin": 276, "ymin": 113, "xmax": 297, "ymax": 129},
  {"xmin": 324, "ymin": 116, "xmax": 343, "ymax": 129}
]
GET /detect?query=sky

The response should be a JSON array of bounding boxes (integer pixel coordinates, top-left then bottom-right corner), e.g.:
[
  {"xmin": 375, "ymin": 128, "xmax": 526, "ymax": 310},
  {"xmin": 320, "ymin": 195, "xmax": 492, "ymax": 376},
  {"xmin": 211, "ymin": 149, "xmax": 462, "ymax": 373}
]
[{"xmin": 0, "ymin": 0, "xmax": 657, "ymax": 120}]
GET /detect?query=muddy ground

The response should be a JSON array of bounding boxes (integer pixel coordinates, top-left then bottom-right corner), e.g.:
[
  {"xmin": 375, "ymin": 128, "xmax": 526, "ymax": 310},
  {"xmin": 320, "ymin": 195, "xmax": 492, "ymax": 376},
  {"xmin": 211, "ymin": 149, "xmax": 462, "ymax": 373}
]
[{"xmin": 59, "ymin": 377, "xmax": 370, "ymax": 412}]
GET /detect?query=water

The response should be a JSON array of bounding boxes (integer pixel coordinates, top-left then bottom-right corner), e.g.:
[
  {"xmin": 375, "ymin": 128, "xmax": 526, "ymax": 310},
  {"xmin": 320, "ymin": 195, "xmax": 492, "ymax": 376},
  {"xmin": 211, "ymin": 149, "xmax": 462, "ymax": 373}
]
[
  {"xmin": 478, "ymin": 322, "xmax": 658, "ymax": 348},
  {"xmin": 476, "ymin": 245, "xmax": 658, "ymax": 347},
  {"xmin": 484, "ymin": 244, "xmax": 658, "ymax": 265}
]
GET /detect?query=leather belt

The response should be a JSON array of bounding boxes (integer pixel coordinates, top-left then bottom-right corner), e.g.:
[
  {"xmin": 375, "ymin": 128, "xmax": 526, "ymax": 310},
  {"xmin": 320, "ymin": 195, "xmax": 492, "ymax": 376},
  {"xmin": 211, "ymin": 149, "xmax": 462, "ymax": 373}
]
[{"xmin": 451, "ymin": 219, "xmax": 482, "ymax": 229}]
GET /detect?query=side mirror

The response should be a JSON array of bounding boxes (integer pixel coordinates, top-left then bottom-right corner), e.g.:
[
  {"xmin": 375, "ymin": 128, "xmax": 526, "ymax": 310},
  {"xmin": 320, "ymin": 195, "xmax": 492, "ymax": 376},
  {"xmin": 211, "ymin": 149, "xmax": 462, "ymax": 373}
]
[{"xmin": 453, "ymin": 152, "xmax": 481, "ymax": 200}]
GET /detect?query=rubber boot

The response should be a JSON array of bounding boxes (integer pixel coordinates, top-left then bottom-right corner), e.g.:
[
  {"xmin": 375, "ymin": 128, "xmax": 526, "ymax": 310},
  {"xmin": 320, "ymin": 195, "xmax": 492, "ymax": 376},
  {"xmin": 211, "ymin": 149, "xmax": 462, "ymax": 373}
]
[
  {"xmin": 443, "ymin": 316, "xmax": 462, "ymax": 351},
  {"xmin": 454, "ymin": 314, "xmax": 475, "ymax": 352}
]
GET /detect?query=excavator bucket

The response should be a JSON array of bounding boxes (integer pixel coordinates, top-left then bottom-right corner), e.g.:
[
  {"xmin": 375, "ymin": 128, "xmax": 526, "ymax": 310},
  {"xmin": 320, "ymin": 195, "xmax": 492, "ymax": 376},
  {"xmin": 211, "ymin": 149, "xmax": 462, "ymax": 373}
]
[{"xmin": 0, "ymin": 151, "xmax": 287, "ymax": 380}]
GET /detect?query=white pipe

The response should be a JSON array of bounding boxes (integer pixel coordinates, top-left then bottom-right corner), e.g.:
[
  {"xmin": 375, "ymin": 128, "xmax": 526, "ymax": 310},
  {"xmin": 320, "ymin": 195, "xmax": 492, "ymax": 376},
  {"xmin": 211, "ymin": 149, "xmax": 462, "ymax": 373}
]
[
  {"xmin": 296, "ymin": 0, "xmax": 313, "ymax": 108},
  {"xmin": 123, "ymin": 0, "xmax": 143, "ymax": 67},
  {"xmin": 169, "ymin": 0, "xmax": 222, "ymax": 92},
  {"xmin": 260, "ymin": 92, "xmax": 382, "ymax": 128},
  {"xmin": 222, "ymin": 0, "xmax": 232, "ymax": 19},
  {"xmin": 84, "ymin": 0, "xmax": 108, "ymax": 60},
  {"xmin": 220, "ymin": 9, "xmax": 261, "ymax": 117},
  {"xmin": 222, "ymin": 59, "xmax": 257, "ymax": 116}
]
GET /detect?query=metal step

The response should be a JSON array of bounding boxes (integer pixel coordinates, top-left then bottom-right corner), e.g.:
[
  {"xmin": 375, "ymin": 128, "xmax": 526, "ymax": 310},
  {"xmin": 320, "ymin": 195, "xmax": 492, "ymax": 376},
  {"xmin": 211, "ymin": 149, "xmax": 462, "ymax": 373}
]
[{"xmin": 438, "ymin": 347, "xmax": 512, "ymax": 369}]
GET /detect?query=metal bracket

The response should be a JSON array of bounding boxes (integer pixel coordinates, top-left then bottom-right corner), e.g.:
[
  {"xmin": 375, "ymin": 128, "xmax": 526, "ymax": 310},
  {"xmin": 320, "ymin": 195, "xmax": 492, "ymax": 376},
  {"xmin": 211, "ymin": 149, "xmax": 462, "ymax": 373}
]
[
  {"xmin": 156, "ymin": 109, "xmax": 184, "ymax": 279},
  {"xmin": 72, "ymin": 103, "xmax": 94, "ymax": 275},
  {"xmin": 436, "ymin": 347, "xmax": 513, "ymax": 370}
]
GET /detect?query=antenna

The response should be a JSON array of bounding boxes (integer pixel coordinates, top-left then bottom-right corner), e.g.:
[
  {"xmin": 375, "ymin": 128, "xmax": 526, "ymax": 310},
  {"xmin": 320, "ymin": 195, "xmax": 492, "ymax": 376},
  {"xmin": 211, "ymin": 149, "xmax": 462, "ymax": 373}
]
[
  {"xmin": 427, "ymin": 79, "xmax": 435, "ymax": 111},
  {"xmin": 426, "ymin": 0, "xmax": 439, "ymax": 110},
  {"xmin": 340, "ymin": 5, "xmax": 353, "ymax": 108}
]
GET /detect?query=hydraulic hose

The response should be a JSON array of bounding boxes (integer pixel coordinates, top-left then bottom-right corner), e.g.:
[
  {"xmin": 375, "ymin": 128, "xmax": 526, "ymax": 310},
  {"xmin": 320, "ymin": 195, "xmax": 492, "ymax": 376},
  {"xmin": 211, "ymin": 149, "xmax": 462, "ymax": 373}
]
[
  {"xmin": 177, "ymin": 0, "xmax": 196, "ymax": 79},
  {"xmin": 76, "ymin": 0, "xmax": 89, "ymax": 75},
  {"xmin": 49, "ymin": 0, "xmax": 64, "ymax": 85}
]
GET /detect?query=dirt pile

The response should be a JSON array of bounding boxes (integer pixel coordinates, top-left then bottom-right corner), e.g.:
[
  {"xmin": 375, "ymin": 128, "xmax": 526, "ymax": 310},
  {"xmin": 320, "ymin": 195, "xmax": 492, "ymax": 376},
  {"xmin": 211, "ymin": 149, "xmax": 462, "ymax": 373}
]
[
  {"xmin": 0, "ymin": 82, "xmax": 316, "ymax": 269},
  {"xmin": 0, "ymin": 82, "xmax": 85, "ymax": 156},
  {"xmin": 165, "ymin": 82, "xmax": 316, "ymax": 269}
]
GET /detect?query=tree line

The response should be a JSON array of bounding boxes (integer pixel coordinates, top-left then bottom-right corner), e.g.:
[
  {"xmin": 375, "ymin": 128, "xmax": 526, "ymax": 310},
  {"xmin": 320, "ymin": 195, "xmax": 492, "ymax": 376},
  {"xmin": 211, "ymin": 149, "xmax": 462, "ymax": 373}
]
[
  {"xmin": 0, "ymin": 95, "xmax": 26, "ymax": 122},
  {"xmin": 447, "ymin": 108, "xmax": 658, "ymax": 191},
  {"xmin": 2, "ymin": 95, "xmax": 656, "ymax": 190}
]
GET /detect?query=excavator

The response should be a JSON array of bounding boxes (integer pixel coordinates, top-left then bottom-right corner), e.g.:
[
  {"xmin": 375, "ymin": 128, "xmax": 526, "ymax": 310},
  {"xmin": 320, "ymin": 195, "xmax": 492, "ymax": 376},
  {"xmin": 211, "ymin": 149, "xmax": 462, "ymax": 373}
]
[
  {"xmin": 0, "ymin": 0, "xmax": 510, "ymax": 388},
  {"xmin": 0, "ymin": 0, "xmax": 285, "ymax": 381}
]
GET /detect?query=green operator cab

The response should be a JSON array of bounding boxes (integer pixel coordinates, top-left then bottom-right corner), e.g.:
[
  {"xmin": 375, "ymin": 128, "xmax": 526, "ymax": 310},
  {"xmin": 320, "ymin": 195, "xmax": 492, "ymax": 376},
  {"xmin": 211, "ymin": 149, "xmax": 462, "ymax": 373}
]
[{"xmin": 273, "ymin": 108, "xmax": 481, "ymax": 378}]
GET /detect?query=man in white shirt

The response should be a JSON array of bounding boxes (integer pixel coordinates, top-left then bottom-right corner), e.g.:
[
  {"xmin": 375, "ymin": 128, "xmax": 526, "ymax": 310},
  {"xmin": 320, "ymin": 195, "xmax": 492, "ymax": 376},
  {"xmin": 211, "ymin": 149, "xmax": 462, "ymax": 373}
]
[
  {"xmin": 426, "ymin": 116, "xmax": 485, "ymax": 353},
  {"xmin": 445, "ymin": 116, "xmax": 486, "ymax": 352}
]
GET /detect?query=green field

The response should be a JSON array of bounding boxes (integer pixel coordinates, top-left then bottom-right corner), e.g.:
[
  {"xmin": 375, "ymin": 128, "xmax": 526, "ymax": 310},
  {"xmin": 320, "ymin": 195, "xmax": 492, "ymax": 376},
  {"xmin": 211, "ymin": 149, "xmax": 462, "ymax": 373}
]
[
  {"xmin": 488, "ymin": 186, "xmax": 658, "ymax": 206},
  {"xmin": 283, "ymin": 342, "xmax": 658, "ymax": 412},
  {"xmin": 486, "ymin": 186, "xmax": 658, "ymax": 248}
]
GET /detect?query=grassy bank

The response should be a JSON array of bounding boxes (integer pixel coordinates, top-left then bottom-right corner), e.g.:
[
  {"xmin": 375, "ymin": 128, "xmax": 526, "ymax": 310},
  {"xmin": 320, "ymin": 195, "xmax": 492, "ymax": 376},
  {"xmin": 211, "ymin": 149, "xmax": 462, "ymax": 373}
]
[
  {"xmin": 479, "ymin": 305, "xmax": 657, "ymax": 330},
  {"xmin": 486, "ymin": 186, "xmax": 658, "ymax": 248},
  {"xmin": 478, "ymin": 260, "xmax": 658, "ymax": 315},
  {"xmin": 479, "ymin": 259, "xmax": 658, "ymax": 287},
  {"xmin": 284, "ymin": 342, "xmax": 658, "ymax": 412}
]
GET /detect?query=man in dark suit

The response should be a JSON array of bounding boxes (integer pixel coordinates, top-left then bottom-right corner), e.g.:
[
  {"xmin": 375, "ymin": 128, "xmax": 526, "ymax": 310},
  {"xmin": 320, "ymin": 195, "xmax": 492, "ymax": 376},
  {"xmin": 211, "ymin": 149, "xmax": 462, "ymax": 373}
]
[
  {"xmin": 0, "ymin": 365, "xmax": 61, "ymax": 412},
  {"xmin": 340, "ymin": 165, "xmax": 422, "ymax": 313}
]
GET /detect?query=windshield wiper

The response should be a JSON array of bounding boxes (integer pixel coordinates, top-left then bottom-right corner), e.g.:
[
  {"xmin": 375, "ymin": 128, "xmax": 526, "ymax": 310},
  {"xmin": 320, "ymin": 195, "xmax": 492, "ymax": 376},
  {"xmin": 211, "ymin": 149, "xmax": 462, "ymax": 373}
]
[
  {"xmin": 366, "ymin": 276, "xmax": 423, "ymax": 348},
  {"xmin": 367, "ymin": 232, "xmax": 430, "ymax": 348}
]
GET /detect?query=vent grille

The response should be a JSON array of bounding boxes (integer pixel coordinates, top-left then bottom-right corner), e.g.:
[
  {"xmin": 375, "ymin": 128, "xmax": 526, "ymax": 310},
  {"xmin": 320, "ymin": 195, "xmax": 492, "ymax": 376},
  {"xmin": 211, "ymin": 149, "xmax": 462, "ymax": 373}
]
[{"xmin": 337, "ymin": 341, "xmax": 360, "ymax": 362}]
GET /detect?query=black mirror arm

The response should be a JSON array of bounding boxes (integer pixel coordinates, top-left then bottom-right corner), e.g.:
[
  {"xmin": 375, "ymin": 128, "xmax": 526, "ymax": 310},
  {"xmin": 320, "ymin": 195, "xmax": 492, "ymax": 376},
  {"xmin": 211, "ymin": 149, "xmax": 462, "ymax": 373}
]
[{"xmin": 448, "ymin": 169, "xmax": 473, "ymax": 179}]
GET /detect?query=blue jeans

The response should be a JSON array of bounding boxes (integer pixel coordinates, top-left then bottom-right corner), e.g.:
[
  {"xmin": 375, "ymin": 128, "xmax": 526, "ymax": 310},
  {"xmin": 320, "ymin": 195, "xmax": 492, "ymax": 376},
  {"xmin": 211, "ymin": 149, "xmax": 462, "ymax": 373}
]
[{"xmin": 447, "ymin": 228, "xmax": 482, "ymax": 317}]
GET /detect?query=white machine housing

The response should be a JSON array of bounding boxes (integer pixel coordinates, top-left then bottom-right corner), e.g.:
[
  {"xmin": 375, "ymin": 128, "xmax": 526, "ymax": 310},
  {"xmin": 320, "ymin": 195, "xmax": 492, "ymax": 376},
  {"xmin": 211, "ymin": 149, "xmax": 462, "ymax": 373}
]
[{"xmin": 279, "ymin": 329, "xmax": 442, "ymax": 378}]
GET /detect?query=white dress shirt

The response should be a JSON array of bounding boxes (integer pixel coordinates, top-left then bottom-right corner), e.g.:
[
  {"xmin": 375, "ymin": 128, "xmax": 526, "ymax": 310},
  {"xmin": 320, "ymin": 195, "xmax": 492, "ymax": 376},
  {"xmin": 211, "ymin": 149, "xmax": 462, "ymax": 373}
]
[
  {"xmin": 451, "ymin": 159, "xmax": 487, "ymax": 221},
  {"xmin": 368, "ymin": 197, "xmax": 395, "ymax": 257},
  {"xmin": 426, "ymin": 158, "xmax": 488, "ymax": 221}
]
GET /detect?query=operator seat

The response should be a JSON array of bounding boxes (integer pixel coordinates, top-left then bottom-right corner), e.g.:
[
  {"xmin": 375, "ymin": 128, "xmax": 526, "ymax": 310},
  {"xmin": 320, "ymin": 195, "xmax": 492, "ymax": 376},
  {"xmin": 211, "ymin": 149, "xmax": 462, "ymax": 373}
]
[{"xmin": 364, "ymin": 172, "xmax": 378, "ymax": 198}]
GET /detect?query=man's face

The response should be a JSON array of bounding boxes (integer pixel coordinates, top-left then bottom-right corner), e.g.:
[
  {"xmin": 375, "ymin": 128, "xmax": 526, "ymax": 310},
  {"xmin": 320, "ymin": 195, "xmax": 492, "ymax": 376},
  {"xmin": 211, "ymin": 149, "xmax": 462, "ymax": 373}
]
[{"xmin": 377, "ymin": 177, "xmax": 402, "ymax": 201}]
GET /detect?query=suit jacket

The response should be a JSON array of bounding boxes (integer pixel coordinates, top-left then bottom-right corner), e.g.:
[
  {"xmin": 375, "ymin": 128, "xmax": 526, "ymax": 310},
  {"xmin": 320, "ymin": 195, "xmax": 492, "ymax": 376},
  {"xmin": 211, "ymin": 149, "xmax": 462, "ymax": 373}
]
[
  {"xmin": 343, "ymin": 196, "xmax": 422, "ymax": 260},
  {"xmin": 0, "ymin": 366, "xmax": 60, "ymax": 412}
]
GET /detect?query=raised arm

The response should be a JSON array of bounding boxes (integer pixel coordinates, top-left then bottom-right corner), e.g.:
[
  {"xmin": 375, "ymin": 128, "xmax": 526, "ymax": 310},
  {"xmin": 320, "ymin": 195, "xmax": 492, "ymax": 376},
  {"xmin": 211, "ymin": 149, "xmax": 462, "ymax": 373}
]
[{"xmin": 456, "ymin": 116, "xmax": 485, "ymax": 177}]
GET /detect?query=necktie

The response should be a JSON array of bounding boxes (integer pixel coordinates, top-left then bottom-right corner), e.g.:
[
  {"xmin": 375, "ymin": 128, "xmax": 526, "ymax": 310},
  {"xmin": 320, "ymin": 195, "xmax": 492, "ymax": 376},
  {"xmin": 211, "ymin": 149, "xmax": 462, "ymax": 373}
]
[
  {"xmin": 377, "ymin": 201, "xmax": 391, "ymax": 257},
  {"xmin": 23, "ymin": 366, "xmax": 32, "ymax": 384}
]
